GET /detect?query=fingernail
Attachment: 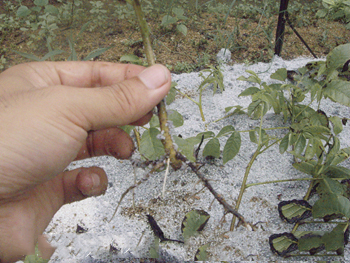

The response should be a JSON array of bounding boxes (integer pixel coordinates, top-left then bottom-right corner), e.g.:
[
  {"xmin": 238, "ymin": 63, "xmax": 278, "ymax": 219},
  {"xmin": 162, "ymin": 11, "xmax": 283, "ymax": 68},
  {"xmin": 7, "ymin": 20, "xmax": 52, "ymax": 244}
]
[
  {"xmin": 90, "ymin": 173, "xmax": 101, "ymax": 189},
  {"xmin": 138, "ymin": 65, "xmax": 169, "ymax": 89}
]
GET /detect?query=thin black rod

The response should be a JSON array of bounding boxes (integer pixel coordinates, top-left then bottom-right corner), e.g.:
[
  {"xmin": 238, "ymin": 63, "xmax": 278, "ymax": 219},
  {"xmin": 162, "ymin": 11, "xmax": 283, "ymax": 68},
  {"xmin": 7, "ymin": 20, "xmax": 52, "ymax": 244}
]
[{"xmin": 274, "ymin": 0, "xmax": 289, "ymax": 56}]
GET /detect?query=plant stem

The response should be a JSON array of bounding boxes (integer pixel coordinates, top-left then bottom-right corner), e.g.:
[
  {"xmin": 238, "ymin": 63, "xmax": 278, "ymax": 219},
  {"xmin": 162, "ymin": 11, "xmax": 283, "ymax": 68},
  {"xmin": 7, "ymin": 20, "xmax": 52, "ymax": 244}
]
[
  {"xmin": 230, "ymin": 144, "xmax": 262, "ymax": 230},
  {"xmin": 132, "ymin": 0, "xmax": 182, "ymax": 170},
  {"xmin": 245, "ymin": 177, "xmax": 321, "ymax": 188}
]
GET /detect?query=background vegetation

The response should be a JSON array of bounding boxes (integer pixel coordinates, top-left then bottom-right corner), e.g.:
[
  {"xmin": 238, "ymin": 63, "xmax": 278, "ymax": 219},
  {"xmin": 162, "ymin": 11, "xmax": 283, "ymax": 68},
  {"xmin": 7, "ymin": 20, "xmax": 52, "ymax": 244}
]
[{"xmin": 0, "ymin": 0, "xmax": 349, "ymax": 72}]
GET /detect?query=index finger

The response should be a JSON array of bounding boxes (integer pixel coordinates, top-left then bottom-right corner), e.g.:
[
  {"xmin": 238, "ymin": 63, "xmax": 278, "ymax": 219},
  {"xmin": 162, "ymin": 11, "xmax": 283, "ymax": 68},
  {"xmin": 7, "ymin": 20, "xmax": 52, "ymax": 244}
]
[{"xmin": 1, "ymin": 61, "xmax": 146, "ymax": 89}]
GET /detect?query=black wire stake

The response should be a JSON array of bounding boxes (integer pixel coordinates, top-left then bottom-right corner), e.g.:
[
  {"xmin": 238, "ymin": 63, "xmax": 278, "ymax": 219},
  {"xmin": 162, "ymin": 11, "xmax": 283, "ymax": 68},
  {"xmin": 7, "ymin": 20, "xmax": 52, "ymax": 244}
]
[{"xmin": 285, "ymin": 11, "xmax": 317, "ymax": 59}]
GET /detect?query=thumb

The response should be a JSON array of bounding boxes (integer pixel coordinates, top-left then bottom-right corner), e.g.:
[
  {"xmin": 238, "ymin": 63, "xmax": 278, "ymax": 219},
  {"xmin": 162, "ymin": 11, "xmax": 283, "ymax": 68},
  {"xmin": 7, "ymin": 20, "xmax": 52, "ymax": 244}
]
[{"xmin": 61, "ymin": 64, "xmax": 171, "ymax": 131}]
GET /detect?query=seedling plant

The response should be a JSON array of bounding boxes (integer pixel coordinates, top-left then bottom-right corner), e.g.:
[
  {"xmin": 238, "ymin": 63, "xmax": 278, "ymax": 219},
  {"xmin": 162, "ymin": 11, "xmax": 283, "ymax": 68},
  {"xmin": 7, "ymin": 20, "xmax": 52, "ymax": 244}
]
[{"xmin": 106, "ymin": 0, "xmax": 350, "ymax": 260}]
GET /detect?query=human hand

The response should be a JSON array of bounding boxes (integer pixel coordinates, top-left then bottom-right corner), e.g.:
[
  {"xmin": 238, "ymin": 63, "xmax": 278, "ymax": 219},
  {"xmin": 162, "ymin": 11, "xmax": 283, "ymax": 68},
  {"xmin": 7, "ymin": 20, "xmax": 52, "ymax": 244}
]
[{"xmin": 0, "ymin": 61, "xmax": 171, "ymax": 262}]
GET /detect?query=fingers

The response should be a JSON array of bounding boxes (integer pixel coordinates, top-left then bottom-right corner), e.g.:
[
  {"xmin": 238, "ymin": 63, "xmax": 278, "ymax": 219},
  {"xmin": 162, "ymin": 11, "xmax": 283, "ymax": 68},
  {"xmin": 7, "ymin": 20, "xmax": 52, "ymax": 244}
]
[
  {"xmin": 0, "ymin": 62, "xmax": 146, "ymax": 92},
  {"xmin": 75, "ymin": 127, "xmax": 134, "ymax": 160},
  {"xmin": 60, "ymin": 166, "xmax": 108, "ymax": 204},
  {"xmin": 49, "ymin": 64, "xmax": 171, "ymax": 131},
  {"xmin": 37, "ymin": 235, "xmax": 56, "ymax": 260},
  {"xmin": 75, "ymin": 110, "xmax": 153, "ymax": 161}
]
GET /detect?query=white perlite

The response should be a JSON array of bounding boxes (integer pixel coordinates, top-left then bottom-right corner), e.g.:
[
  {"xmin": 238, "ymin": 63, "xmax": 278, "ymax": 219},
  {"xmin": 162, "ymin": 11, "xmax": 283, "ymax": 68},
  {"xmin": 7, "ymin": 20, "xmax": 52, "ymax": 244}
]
[
  {"xmin": 41, "ymin": 56, "xmax": 350, "ymax": 263},
  {"xmin": 216, "ymin": 48, "xmax": 232, "ymax": 63}
]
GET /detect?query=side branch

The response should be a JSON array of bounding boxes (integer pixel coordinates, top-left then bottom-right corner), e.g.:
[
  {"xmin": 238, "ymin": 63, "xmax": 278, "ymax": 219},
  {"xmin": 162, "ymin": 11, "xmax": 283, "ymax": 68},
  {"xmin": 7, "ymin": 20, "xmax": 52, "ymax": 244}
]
[{"xmin": 177, "ymin": 154, "xmax": 248, "ymax": 228}]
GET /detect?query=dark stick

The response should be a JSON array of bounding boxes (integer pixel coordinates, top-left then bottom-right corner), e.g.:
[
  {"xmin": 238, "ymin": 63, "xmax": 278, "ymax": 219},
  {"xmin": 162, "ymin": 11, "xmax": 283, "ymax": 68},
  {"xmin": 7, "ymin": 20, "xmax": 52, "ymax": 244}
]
[
  {"xmin": 274, "ymin": 0, "xmax": 289, "ymax": 56},
  {"xmin": 285, "ymin": 11, "xmax": 317, "ymax": 59},
  {"xmin": 176, "ymin": 153, "xmax": 247, "ymax": 227}
]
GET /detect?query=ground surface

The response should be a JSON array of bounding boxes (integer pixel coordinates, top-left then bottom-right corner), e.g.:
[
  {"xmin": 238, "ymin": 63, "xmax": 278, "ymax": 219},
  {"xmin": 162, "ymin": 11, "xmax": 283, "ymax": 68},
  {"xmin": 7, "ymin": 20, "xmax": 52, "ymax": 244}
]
[{"xmin": 42, "ymin": 56, "xmax": 350, "ymax": 262}]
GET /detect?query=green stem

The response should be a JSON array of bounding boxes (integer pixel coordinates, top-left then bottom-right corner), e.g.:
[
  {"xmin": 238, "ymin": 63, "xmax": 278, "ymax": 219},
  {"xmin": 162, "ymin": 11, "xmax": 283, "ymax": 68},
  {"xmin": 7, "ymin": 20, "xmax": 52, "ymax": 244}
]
[
  {"xmin": 291, "ymin": 180, "xmax": 315, "ymax": 233},
  {"xmin": 246, "ymin": 177, "xmax": 322, "ymax": 188},
  {"xmin": 199, "ymin": 88, "xmax": 205, "ymax": 122},
  {"xmin": 230, "ymin": 144, "xmax": 262, "ymax": 230}
]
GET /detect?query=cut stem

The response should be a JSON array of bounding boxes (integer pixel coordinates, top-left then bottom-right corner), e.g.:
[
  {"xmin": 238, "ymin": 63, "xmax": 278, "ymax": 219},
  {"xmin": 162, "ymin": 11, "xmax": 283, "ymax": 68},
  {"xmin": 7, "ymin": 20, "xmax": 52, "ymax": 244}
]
[{"xmin": 132, "ymin": 0, "xmax": 182, "ymax": 170}]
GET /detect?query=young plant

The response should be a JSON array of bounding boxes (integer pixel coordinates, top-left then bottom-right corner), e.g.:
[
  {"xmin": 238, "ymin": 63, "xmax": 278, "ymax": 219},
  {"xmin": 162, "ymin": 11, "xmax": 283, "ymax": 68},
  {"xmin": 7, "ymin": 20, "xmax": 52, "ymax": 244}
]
[
  {"xmin": 232, "ymin": 43, "xmax": 350, "ymax": 257},
  {"xmin": 161, "ymin": 7, "xmax": 188, "ymax": 36}
]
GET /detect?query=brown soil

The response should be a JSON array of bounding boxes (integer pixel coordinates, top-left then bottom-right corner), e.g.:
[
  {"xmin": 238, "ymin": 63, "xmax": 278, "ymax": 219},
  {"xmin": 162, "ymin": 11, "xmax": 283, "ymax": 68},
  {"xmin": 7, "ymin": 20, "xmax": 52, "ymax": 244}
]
[{"xmin": 1, "ymin": 1, "xmax": 349, "ymax": 73}]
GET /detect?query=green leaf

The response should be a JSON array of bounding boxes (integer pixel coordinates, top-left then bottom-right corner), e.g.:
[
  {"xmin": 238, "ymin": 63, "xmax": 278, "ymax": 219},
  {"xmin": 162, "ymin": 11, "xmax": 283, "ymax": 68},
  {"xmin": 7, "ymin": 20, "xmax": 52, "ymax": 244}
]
[
  {"xmin": 120, "ymin": 54, "xmax": 142, "ymax": 64},
  {"xmin": 249, "ymin": 130, "xmax": 258, "ymax": 144},
  {"xmin": 278, "ymin": 200, "xmax": 312, "ymax": 223},
  {"xmin": 216, "ymin": 125, "xmax": 235, "ymax": 138},
  {"xmin": 172, "ymin": 7, "xmax": 186, "ymax": 19},
  {"xmin": 238, "ymin": 70, "xmax": 261, "ymax": 84},
  {"xmin": 45, "ymin": 5, "xmax": 58, "ymax": 15},
  {"xmin": 294, "ymin": 134, "xmax": 306, "ymax": 156},
  {"xmin": 238, "ymin": 86, "xmax": 260, "ymax": 97},
  {"xmin": 269, "ymin": 233, "xmax": 298, "ymax": 257},
  {"xmin": 149, "ymin": 237, "xmax": 160, "ymax": 258},
  {"xmin": 310, "ymin": 110, "xmax": 329, "ymax": 127},
  {"xmin": 194, "ymin": 244, "xmax": 209, "ymax": 261},
  {"xmin": 161, "ymin": 15, "xmax": 177, "ymax": 26},
  {"xmin": 270, "ymin": 68, "xmax": 287, "ymax": 81},
  {"xmin": 166, "ymin": 83, "xmax": 177, "ymax": 105},
  {"xmin": 293, "ymin": 161, "xmax": 316, "ymax": 175},
  {"xmin": 173, "ymin": 136, "xmax": 198, "ymax": 162},
  {"xmin": 139, "ymin": 128, "xmax": 165, "ymax": 160},
  {"xmin": 325, "ymin": 165, "xmax": 350, "ymax": 179},
  {"xmin": 330, "ymin": 147, "xmax": 350, "ymax": 166},
  {"xmin": 326, "ymin": 43, "xmax": 350, "ymax": 71},
  {"xmin": 303, "ymin": 125, "xmax": 331, "ymax": 139},
  {"xmin": 196, "ymin": 131, "xmax": 215, "ymax": 140},
  {"xmin": 149, "ymin": 115, "xmax": 159, "ymax": 128},
  {"xmin": 298, "ymin": 234, "xmax": 324, "ymax": 255},
  {"xmin": 12, "ymin": 50, "xmax": 41, "ymax": 61},
  {"xmin": 279, "ymin": 133, "xmax": 290, "ymax": 154},
  {"xmin": 323, "ymin": 80, "xmax": 350, "ymax": 107},
  {"xmin": 120, "ymin": 125, "xmax": 134, "ymax": 135},
  {"xmin": 168, "ymin": 110, "xmax": 184, "ymax": 128},
  {"xmin": 223, "ymin": 131, "xmax": 241, "ymax": 164},
  {"xmin": 181, "ymin": 209, "xmax": 210, "ymax": 240},
  {"xmin": 322, "ymin": 224, "xmax": 347, "ymax": 254},
  {"xmin": 329, "ymin": 116, "xmax": 343, "ymax": 135},
  {"xmin": 312, "ymin": 193, "xmax": 350, "ymax": 220},
  {"xmin": 34, "ymin": 0, "xmax": 48, "ymax": 6},
  {"xmin": 24, "ymin": 245, "xmax": 49, "ymax": 263},
  {"xmin": 317, "ymin": 178, "xmax": 346, "ymax": 195},
  {"xmin": 16, "ymin": 6, "xmax": 31, "ymax": 17},
  {"xmin": 203, "ymin": 138, "xmax": 220, "ymax": 158},
  {"xmin": 83, "ymin": 47, "xmax": 112, "ymax": 61},
  {"xmin": 67, "ymin": 37, "xmax": 77, "ymax": 61},
  {"xmin": 176, "ymin": 24, "xmax": 187, "ymax": 36},
  {"xmin": 41, "ymin": 50, "xmax": 65, "ymax": 61}
]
